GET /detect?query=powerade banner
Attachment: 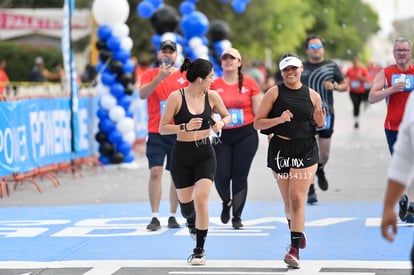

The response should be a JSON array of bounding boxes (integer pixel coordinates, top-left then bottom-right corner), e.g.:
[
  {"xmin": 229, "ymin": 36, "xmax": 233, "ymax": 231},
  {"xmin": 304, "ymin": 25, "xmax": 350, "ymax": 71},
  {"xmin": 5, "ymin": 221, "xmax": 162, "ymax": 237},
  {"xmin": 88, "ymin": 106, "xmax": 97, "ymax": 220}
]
[{"xmin": 0, "ymin": 98, "xmax": 93, "ymax": 177}]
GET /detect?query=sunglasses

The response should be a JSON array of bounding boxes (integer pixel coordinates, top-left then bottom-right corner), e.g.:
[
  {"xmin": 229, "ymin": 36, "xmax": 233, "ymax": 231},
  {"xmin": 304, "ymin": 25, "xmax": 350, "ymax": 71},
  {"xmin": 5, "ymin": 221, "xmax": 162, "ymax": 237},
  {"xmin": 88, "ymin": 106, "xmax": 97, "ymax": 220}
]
[{"xmin": 308, "ymin": 43, "xmax": 323, "ymax": 50}]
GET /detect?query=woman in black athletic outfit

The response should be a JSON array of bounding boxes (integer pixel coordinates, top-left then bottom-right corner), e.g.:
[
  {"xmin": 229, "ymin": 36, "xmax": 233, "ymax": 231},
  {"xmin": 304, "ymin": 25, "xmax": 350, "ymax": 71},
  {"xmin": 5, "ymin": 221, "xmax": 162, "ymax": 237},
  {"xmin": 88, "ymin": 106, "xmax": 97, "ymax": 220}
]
[
  {"xmin": 159, "ymin": 58, "xmax": 231, "ymax": 266},
  {"xmin": 254, "ymin": 53, "xmax": 326, "ymax": 269}
]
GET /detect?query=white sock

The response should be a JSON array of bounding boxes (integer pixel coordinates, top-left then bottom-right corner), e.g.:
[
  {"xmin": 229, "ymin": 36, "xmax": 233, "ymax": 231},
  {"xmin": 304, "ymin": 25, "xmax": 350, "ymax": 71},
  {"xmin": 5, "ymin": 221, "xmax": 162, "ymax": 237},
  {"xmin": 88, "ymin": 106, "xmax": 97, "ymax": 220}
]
[
  {"xmin": 152, "ymin": 213, "xmax": 159, "ymax": 218},
  {"xmin": 170, "ymin": 213, "xmax": 176, "ymax": 217}
]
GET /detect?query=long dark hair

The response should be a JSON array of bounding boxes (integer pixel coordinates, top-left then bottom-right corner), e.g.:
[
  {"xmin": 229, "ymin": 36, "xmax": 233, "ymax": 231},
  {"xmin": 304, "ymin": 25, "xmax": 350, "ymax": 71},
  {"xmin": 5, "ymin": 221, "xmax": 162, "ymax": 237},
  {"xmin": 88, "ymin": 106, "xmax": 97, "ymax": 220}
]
[{"xmin": 180, "ymin": 57, "xmax": 213, "ymax": 82}]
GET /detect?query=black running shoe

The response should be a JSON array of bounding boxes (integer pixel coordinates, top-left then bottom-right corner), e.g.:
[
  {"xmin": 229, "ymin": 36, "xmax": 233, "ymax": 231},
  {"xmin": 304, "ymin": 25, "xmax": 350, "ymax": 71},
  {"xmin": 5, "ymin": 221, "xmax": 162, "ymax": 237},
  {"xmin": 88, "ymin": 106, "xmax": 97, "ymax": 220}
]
[
  {"xmin": 167, "ymin": 216, "xmax": 180, "ymax": 228},
  {"xmin": 231, "ymin": 216, "xmax": 243, "ymax": 229},
  {"xmin": 399, "ymin": 194, "xmax": 408, "ymax": 221},
  {"xmin": 316, "ymin": 165, "xmax": 328, "ymax": 191},
  {"xmin": 405, "ymin": 203, "xmax": 414, "ymax": 223},
  {"xmin": 146, "ymin": 217, "xmax": 161, "ymax": 231},
  {"xmin": 187, "ymin": 247, "xmax": 205, "ymax": 265},
  {"xmin": 221, "ymin": 200, "xmax": 232, "ymax": 224},
  {"xmin": 307, "ymin": 184, "xmax": 318, "ymax": 204}
]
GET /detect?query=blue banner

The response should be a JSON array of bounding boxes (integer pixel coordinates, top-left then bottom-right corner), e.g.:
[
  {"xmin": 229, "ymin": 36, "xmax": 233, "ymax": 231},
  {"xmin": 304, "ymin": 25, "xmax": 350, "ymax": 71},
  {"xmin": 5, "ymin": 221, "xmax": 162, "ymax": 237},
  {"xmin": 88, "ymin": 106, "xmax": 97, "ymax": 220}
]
[{"xmin": 0, "ymin": 97, "xmax": 94, "ymax": 177}]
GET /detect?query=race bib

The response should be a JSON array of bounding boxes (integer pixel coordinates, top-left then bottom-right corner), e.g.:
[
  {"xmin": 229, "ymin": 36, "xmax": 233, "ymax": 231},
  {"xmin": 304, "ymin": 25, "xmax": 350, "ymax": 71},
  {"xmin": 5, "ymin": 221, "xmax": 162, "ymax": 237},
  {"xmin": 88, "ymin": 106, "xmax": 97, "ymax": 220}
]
[
  {"xmin": 227, "ymin": 108, "xmax": 244, "ymax": 127},
  {"xmin": 391, "ymin": 74, "xmax": 414, "ymax": 92}
]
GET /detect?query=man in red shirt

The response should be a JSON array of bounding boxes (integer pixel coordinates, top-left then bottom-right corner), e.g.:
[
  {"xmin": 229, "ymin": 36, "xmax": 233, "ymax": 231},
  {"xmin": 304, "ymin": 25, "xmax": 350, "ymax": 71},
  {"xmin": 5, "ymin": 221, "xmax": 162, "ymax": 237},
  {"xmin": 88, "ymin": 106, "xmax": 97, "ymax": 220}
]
[
  {"xmin": 139, "ymin": 40, "xmax": 188, "ymax": 231},
  {"xmin": 345, "ymin": 56, "xmax": 371, "ymax": 128},
  {"xmin": 369, "ymin": 37, "xmax": 414, "ymax": 223}
]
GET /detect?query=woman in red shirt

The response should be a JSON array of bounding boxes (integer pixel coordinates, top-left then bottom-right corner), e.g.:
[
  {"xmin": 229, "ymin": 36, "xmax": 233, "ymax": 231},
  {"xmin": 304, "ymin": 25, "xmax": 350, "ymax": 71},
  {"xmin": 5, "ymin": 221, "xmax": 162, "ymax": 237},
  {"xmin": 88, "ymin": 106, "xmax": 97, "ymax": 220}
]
[
  {"xmin": 345, "ymin": 56, "xmax": 371, "ymax": 128},
  {"xmin": 210, "ymin": 48, "xmax": 261, "ymax": 229}
]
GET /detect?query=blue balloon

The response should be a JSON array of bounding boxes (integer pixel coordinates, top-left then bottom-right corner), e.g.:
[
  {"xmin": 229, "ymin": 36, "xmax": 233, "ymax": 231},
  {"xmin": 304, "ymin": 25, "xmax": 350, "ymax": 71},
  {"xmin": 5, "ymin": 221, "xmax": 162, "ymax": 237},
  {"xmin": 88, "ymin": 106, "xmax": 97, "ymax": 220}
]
[
  {"xmin": 118, "ymin": 94, "xmax": 133, "ymax": 109},
  {"xmin": 98, "ymin": 155, "xmax": 110, "ymax": 165},
  {"xmin": 179, "ymin": 1, "xmax": 195, "ymax": 15},
  {"xmin": 137, "ymin": 1, "xmax": 155, "ymax": 19},
  {"xmin": 110, "ymin": 82, "xmax": 125, "ymax": 98},
  {"xmin": 108, "ymin": 129, "xmax": 123, "ymax": 144},
  {"xmin": 232, "ymin": 0, "xmax": 246, "ymax": 13},
  {"xmin": 114, "ymin": 48, "xmax": 131, "ymax": 63},
  {"xmin": 148, "ymin": 0, "xmax": 163, "ymax": 9},
  {"xmin": 122, "ymin": 59, "xmax": 135, "ymax": 73},
  {"xmin": 97, "ymin": 25, "xmax": 112, "ymax": 41},
  {"xmin": 101, "ymin": 71, "xmax": 116, "ymax": 86},
  {"xmin": 125, "ymin": 109, "xmax": 134, "ymax": 118},
  {"xmin": 117, "ymin": 141, "xmax": 132, "ymax": 155},
  {"xmin": 123, "ymin": 152, "xmax": 135, "ymax": 163},
  {"xmin": 151, "ymin": 34, "xmax": 162, "ymax": 51},
  {"xmin": 99, "ymin": 118, "xmax": 116, "ymax": 133},
  {"xmin": 180, "ymin": 11, "xmax": 209, "ymax": 39},
  {"xmin": 107, "ymin": 36, "xmax": 121, "ymax": 52},
  {"xmin": 97, "ymin": 108, "xmax": 109, "ymax": 120}
]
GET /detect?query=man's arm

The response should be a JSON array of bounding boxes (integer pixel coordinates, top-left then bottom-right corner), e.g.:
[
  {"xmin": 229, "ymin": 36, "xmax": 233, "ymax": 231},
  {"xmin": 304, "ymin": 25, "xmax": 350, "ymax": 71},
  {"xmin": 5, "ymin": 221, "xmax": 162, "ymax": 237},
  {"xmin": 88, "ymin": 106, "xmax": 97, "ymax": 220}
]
[{"xmin": 368, "ymin": 69, "xmax": 406, "ymax": 104}]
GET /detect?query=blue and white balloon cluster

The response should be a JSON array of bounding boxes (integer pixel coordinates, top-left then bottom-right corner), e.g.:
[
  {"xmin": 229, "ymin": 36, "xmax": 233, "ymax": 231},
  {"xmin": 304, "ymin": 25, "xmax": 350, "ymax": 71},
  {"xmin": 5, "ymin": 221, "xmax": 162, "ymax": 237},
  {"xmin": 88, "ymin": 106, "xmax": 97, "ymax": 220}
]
[
  {"xmin": 92, "ymin": 0, "xmax": 135, "ymax": 165},
  {"xmin": 136, "ymin": 0, "xmax": 250, "ymax": 75}
]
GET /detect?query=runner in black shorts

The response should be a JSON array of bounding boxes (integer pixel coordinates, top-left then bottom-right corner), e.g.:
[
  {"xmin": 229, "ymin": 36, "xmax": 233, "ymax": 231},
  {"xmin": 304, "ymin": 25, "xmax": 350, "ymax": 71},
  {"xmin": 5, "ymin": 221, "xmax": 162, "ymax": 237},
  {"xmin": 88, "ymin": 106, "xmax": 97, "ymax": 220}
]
[
  {"xmin": 254, "ymin": 53, "xmax": 326, "ymax": 269},
  {"xmin": 159, "ymin": 58, "xmax": 231, "ymax": 266}
]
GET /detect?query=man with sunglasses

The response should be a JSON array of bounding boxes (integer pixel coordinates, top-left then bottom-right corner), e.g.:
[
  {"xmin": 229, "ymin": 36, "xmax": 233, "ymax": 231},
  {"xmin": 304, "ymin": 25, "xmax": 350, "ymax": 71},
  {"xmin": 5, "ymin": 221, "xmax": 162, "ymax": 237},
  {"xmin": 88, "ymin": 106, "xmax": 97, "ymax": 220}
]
[
  {"xmin": 369, "ymin": 37, "xmax": 414, "ymax": 223},
  {"xmin": 301, "ymin": 35, "xmax": 349, "ymax": 204}
]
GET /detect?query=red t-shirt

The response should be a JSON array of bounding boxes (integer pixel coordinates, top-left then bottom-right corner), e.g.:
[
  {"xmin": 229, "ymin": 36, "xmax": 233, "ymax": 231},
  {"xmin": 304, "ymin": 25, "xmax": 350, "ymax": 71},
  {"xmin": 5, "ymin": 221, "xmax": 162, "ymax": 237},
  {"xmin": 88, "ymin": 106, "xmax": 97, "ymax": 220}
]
[
  {"xmin": 345, "ymin": 66, "xmax": 370, "ymax": 93},
  {"xmin": 384, "ymin": 64, "xmax": 414, "ymax": 130},
  {"xmin": 140, "ymin": 68, "xmax": 188, "ymax": 133},
  {"xmin": 210, "ymin": 76, "xmax": 260, "ymax": 129}
]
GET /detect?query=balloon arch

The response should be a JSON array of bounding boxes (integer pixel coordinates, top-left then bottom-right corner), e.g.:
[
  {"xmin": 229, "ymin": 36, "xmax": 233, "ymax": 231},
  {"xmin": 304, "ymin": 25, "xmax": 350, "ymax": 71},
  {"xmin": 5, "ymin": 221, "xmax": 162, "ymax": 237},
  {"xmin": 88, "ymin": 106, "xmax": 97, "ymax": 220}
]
[{"xmin": 91, "ymin": 0, "xmax": 250, "ymax": 165}]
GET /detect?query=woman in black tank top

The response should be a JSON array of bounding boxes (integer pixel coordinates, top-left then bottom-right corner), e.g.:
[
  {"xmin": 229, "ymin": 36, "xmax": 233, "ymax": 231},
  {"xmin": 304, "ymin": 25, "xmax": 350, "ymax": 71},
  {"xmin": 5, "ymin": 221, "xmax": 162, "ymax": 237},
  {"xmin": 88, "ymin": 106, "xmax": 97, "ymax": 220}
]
[
  {"xmin": 159, "ymin": 57, "xmax": 231, "ymax": 266},
  {"xmin": 253, "ymin": 53, "xmax": 326, "ymax": 269}
]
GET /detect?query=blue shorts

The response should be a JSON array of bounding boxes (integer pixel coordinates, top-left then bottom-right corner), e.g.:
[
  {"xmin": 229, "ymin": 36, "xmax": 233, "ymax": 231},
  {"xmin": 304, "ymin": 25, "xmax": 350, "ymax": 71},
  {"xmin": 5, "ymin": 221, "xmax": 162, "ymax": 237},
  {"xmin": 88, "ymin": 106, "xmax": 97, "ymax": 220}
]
[
  {"xmin": 317, "ymin": 113, "xmax": 335, "ymax": 138},
  {"xmin": 145, "ymin": 133, "xmax": 176, "ymax": 170}
]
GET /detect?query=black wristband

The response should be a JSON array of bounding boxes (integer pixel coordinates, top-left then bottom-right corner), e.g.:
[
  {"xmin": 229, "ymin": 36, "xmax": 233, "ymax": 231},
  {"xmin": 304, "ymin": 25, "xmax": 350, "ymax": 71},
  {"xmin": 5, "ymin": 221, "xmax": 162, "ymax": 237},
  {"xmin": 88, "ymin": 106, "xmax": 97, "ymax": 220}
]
[{"xmin": 184, "ymin": 123, "xmax": 188, "ymax": 131}]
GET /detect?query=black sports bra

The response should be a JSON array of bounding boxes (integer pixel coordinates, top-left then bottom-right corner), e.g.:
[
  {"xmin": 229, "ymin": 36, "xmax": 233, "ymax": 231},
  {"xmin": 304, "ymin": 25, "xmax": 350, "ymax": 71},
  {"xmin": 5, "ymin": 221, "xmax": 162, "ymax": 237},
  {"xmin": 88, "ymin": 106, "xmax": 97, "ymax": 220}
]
[{"xmin": 173, "ymin": 88, "xmax": 212, "ymax": 131}]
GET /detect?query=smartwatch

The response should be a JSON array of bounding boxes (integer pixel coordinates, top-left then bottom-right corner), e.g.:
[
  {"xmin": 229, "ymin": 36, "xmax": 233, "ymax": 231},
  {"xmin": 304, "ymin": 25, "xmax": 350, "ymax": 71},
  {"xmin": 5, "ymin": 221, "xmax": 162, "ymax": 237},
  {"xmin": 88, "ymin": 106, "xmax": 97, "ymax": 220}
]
[
  {"xmin": 179, "ymin": 123, "xmax": 186, "ymax": 132},
  {"xmin": 333, "ymin": 82, "xmax": 338, "ymax": 90}
]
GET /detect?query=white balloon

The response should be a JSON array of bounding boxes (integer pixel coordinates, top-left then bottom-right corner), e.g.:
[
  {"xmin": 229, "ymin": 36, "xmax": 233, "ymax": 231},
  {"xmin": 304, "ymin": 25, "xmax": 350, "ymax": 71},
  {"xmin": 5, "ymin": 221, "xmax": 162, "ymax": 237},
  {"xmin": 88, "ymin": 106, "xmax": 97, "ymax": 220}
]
[
  {"xmin": 121, "ymin": 36, "xmax": 133, "ymax": 51},
  {"xmin": 116, "ymin": 117, "xmax": 135, "ymax": 133},
  {"xmin": 95, "ymin": 82, "xmax": 110, "ymax": 97},
  {"xmin": 92, "ymin": 0, "xmax": 130, "ymax": 25},
  {"xmin": 189, "ymin": 37, "xmax": 203, "ymax": 49},
  {"xmin": 194, "ymin": 45, "xmax": 209, "ymax": 56},
  {"xmin": 111, "ymin": 23, "xmax": 130, "ymax": 38},
  {"xmin": 100, "ymin": 94, "xmax": 117, "ymax": 110},
  {"xmin": 161, "ymin": 32, "xmax": 176, "ymax": 42},
  {"xmin": 122, "ymin": 130, "xmax": 136, "ymax": 144},
  {"xmin": 109, "ymin": 105, "xmax": 126, "ymax": 122},
  {"xmin": 219, "ymin": 39, "xmax": 232, "ymax": 50}
]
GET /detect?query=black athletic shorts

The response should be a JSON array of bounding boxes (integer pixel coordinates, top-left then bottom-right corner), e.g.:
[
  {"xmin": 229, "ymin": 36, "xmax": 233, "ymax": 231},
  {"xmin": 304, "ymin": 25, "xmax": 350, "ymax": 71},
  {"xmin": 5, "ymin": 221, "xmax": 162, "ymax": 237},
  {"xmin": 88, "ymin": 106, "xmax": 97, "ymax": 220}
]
[
  {"xmin": 171, "ymin": 138, "xmax": 216, "ymax": 189},
  {"xmin": 267, "ymin": 136, "xmax": 319, "ymax": 174}
]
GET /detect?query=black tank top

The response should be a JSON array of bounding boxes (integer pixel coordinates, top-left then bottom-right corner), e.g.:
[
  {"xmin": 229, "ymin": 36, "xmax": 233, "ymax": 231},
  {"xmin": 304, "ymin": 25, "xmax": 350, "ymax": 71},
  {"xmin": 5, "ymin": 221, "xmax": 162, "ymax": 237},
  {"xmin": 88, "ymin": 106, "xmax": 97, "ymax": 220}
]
[
  {"xmin": 269, "ymin": 83, "xmax": 316, "ymax": 139},
  {"xmin": 174, "ymin": 88, "xmax": 211, "ymax": 131}
]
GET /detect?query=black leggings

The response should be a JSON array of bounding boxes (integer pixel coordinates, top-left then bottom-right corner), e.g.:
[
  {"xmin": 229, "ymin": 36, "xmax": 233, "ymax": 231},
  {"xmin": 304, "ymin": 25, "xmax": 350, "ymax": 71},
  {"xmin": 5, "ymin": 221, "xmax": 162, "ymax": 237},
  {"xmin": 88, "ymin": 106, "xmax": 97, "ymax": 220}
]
[
  {"xmin": 349, "ymin": 92, "xmax": 365, "ymax": 117},
  {"xmin": 213, "ymin": 124, "xmax": 258, "ymax": 217}
]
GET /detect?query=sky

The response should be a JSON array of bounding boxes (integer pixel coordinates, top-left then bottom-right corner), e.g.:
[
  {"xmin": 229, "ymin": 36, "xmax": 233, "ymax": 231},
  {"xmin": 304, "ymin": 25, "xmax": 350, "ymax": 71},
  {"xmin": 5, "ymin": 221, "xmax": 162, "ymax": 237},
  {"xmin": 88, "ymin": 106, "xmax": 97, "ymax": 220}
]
[{"xmin": 363, "ymin": 0, "xmax": 414, "ymax": 37}]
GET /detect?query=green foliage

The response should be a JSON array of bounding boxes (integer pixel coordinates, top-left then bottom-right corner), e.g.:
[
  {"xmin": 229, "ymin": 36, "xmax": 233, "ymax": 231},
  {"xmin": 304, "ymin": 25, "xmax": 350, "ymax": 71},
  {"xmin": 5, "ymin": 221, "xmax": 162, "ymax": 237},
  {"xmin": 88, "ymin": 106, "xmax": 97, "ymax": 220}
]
[{"xmin": 0, "ymin": 42, "xmax": 61, "ymax": 81}]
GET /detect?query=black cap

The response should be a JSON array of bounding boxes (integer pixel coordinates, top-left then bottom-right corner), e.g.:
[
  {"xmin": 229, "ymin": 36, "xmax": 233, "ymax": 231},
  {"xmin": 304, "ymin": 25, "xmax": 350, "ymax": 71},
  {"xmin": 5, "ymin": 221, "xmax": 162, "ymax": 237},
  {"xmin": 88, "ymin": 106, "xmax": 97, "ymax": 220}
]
[{"xmin": 160, "ymin": 40, "xmax": 177, "ymax": 51}]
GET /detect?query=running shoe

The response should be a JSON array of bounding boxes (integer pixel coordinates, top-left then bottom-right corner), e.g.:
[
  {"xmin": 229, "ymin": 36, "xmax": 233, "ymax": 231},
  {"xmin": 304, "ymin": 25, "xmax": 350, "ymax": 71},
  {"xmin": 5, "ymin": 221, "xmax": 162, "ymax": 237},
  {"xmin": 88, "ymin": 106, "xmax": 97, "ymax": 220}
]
[
  {"xmin": 187, "ymin": 247, "xmax": 205, "ymax": 265},
  {"xmin": 221, "ymin": 200, "xmax": 232, "ymax": 224},
  {"xmin": 284, "ymin": 246, "xmax": 300, "ymax": 269},
  {"xmin": 167, "ymin": 216, "xmax": 180, "ymax": 228},
  {"xmin": 307, "ymin": 185, "xmax": 318, "ymax": 204},
  {"xmin": 399, "ymin": 194, "xmax": 408, "ymax": 221},
  {"xmin": 316, "ymin": 166, "xmax": 328, "ymax": 191},
  {"xmin": 299, "ymin": 232, "xmax": 307, "ymax": 249},
  {"xmin": 146, "ymin": 217, "xmax": 161, "ymax": 231},
  {"xmin": 231, "ymin": 216, "xmax": 243, "ymax": 229}
]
